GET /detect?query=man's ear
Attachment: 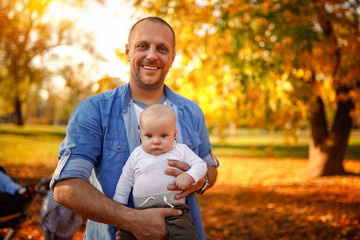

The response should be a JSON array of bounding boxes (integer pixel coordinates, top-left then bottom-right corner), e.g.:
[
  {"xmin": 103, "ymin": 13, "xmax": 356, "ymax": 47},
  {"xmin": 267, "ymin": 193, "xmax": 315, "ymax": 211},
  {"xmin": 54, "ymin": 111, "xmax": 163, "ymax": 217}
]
[
  {"xmin": 125, "ymin": 43, "xmax": 130, "ymax": 62},
  {"xmin": 170, "ymin": 52, "xmax": 176, "ymax": 67}
]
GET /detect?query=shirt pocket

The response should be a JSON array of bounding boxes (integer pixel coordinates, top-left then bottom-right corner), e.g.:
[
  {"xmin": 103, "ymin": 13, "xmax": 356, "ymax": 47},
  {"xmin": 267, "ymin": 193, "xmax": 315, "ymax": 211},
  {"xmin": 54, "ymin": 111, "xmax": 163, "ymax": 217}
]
[
  {"xmin": 104, "ymin": 139, "xmax": 129, "ymax": 153},
  {"xmin": 97, "ymin": 140, "xmax": 130, "ymax": 196},
  {"xmin": 184, "ymin": 136, "xmax": 201, "ymax": 155},
  {"xmin": 103, "ymin": 139, "xmax": 130, "ymax": 166}
]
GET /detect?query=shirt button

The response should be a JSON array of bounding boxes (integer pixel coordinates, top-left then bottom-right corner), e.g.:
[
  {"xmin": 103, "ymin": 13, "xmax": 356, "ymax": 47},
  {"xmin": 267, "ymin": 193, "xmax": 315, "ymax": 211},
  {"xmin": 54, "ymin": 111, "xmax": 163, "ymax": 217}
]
[{"xmin": 117, "ymin": 146, "xmax": 122, "ymax": 150}]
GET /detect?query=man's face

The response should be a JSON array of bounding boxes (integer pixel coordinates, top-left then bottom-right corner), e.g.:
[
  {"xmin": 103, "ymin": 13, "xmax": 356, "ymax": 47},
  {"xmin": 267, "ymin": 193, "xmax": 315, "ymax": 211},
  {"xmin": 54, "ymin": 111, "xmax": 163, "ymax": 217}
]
[
  {"xmin": 126, "ymin": 21, "xmax": 175, "ymax": 91},
  {"xmin": 139, "ymin": 114, "xmax": 177, "ymax": 155}
]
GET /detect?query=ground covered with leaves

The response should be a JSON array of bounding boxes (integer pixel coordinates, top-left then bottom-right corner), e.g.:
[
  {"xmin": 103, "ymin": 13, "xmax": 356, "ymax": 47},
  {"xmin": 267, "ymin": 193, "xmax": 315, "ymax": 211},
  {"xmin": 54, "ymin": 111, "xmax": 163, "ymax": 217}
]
[
  {"xmin": 1, "ymin": 157, "xmax": 360, "ymax": 240},
  {"xmin": 199, "ymin": 157, "xmax": 360, "ymax": 240}
]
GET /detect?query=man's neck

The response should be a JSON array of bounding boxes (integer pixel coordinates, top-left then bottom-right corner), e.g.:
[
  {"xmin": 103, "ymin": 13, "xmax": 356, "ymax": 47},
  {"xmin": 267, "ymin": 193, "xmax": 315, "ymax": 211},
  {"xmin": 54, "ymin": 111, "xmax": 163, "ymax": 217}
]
[{"xmin": 129, "ymin": 83, "xmax": 165, "ymax": 105}]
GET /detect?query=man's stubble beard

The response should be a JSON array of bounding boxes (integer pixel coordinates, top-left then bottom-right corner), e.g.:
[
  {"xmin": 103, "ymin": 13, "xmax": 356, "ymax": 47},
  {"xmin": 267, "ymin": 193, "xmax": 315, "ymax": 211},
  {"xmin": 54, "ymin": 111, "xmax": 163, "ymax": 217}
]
[{"xmin": 131, "ymin": 70, "xmax": 166, "ymax": 91}]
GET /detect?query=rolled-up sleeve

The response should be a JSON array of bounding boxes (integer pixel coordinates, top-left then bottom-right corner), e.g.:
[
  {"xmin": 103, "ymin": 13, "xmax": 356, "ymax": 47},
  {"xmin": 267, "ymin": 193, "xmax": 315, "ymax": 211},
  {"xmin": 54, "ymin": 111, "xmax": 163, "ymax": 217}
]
[
  {"xmin": 195, "ymin": 105, "xmax": 219, "ymax": 167},
  {"xmin": 50, "ymin": 157, "xmax": 93, "ymax": 190},
  {"xmin": 50, "ymin": 99, "xmax": 103, "ymax": 190},
  {"xmin": 202, "ymin": 151, "xmax": 220, "ymax": 167}
]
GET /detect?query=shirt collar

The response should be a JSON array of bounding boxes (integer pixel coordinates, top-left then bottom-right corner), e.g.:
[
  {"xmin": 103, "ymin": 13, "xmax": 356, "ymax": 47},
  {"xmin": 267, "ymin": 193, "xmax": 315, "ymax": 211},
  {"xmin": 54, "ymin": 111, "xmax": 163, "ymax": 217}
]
[
  {"xmin": 133, "ymin": 95, "xmax": 166, "ymax": 109},
  {"xmin": 164, "ymin": 85, "xmax": 184, "ymax": 109},
  {"xmin": 121, "ymin": 83, "xmax": 132, "ymax": 111},
  {"xmin": 121, "ymin": 83, "xmax": 184, "ymax": 110}
]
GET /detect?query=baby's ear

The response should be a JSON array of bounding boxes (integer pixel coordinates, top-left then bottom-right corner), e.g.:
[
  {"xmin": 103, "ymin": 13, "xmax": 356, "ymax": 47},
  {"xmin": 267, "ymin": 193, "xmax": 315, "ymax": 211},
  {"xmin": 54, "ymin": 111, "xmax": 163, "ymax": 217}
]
[
  {"xmin": 174, "ymin": 129, "xmax": 178, "ymax": 137},
  {"xmin": 138, "ymin": 129, "xmax": 141, "ymax": 136}
]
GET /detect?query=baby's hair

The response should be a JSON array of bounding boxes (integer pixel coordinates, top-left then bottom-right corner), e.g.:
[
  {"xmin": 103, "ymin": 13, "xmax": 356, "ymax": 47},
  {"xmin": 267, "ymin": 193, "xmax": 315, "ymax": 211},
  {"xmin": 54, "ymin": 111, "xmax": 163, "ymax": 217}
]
[{"xmin": 140, "ymin": 104, "xmax": 176, "ymax": 129}]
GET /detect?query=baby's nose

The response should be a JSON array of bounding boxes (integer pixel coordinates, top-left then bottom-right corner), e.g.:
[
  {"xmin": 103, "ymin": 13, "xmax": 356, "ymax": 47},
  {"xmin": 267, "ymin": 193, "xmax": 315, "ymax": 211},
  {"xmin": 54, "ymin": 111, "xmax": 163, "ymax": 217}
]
[{"xmin": 153, "ymin": 137, "xmax": 160, "ymax": 145}]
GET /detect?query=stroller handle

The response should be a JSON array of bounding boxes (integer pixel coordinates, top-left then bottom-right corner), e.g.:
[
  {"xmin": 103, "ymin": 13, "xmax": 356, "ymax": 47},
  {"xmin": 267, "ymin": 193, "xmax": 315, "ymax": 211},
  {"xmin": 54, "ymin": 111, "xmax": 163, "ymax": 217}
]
[{"xmin": 35, "ymin": 178, "xmax": 51, "ymax": 196}]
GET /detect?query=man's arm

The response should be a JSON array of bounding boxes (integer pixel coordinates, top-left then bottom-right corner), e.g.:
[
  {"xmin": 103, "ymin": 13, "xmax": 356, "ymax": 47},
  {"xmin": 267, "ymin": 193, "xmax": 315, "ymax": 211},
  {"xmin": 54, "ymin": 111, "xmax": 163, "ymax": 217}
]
[
  {"xmin": 206, "ymin": 165, "xmax": 218, "ymax": 188},
  {"xmin": 53, "ymin": 178, "xmax": 181, "ymax": 240},
  {"xmin": 166, "ymin": 160, "xmax": 218, "ymax": 199}
]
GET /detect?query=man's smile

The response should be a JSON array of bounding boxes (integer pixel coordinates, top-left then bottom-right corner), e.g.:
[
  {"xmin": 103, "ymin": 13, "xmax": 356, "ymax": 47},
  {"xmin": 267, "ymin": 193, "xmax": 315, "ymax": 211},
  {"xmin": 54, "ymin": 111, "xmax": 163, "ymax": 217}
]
[{"xmin": 142, "ymin": 65, "xmax": 160, "ymax": 70}]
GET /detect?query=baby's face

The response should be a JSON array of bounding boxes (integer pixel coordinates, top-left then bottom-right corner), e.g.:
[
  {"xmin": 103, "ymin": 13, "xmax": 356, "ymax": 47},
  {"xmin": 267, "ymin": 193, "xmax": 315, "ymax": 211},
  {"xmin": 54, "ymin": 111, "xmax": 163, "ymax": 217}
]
[{"xmin": 139, "ymin": 115, "xmax": 177, "ymax": 155}]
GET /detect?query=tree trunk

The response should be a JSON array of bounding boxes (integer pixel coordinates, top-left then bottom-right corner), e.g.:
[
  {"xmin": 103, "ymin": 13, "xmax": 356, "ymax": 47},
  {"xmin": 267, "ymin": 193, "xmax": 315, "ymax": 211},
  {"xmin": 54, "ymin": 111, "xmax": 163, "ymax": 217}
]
[
  {"xmin": 14, "ymin": 97, "xmax": 24, "ymax": 126},
  {"xmin": 304, "ymin": 95, "xmax": 354, "ymax": 178},
  {"xmin": 305, "ymin": 96, "xmax": 329, "ymax": 178},
  {"xmin": 324, "ymin": 93, "xmax": 353, "ymax": 175}
]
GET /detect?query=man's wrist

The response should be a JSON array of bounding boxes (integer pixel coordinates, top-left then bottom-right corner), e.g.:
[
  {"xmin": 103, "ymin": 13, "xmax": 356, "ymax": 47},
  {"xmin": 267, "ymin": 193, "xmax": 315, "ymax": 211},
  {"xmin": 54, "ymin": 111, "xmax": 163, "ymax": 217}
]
[{"xmin": 196, "ymin": 175, "xmax": 209, "ymax": 195}]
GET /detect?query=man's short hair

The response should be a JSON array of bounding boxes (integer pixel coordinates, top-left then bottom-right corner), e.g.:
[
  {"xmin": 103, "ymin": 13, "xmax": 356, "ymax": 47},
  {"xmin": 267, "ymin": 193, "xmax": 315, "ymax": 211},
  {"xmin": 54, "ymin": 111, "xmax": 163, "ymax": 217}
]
[{"xmin": 128, "ymin": 17, "xmax": 176, "ymax": 51}]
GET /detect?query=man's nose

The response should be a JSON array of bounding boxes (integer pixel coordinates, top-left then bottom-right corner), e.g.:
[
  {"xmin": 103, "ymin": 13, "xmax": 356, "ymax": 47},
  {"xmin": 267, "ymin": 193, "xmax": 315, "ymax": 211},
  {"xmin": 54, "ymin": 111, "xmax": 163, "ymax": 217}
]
[{"xmin": 146, "ymin": 46, "xmax": 157, "ymax": 60}]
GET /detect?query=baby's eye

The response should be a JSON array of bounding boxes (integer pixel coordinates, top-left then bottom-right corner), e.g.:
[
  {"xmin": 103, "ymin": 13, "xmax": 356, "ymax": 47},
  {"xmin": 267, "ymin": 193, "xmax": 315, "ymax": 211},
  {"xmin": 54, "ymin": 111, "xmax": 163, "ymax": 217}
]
[
  {"xmin": 146, "ymin": 134, "xmax": 152, "ymax": 138},
  {"xmin": 161, "ymin": 134, "xmax": 168, "ymax": 138}
]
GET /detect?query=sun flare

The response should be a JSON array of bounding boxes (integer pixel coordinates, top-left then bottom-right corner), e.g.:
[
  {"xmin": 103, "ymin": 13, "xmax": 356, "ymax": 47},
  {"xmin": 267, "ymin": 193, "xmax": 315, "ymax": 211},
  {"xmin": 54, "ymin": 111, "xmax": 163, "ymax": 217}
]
[{"xmin": 44, "ymin": 0, "xmax": 135, "ymax": 83}]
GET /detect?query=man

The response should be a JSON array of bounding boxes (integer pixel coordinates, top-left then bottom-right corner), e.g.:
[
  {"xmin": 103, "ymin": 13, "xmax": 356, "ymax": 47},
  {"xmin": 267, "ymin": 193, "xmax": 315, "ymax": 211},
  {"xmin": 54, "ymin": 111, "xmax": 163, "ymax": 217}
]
[{"xmin": 51, "ymin": 17, "xmax": 219, "ymax": 240}]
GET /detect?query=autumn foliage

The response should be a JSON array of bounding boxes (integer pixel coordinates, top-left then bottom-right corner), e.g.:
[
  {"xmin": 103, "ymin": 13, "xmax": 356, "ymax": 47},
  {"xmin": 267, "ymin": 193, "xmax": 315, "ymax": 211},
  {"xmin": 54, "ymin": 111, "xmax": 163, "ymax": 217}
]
[{"xmin": 130, "ymin": 0, "xmax": 360, "ymax": 177}]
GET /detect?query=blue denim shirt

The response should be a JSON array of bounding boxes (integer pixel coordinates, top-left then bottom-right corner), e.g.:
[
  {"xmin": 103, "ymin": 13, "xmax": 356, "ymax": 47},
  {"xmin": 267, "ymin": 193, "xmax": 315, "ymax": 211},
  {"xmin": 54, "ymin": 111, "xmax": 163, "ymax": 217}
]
[{"xmin": 51, "ymin": 83, "xmax": 219, "ymax": 240}]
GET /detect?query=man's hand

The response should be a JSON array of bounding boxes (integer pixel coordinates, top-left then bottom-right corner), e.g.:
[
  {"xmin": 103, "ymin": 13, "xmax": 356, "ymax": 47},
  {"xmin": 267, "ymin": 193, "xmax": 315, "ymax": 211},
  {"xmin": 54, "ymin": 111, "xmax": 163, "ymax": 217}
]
[
  {"xmin": 54, "ymin": 178, "xmax": 182, "ymax": 240},
  {"xmin": 130, "ymin": 208, "xmax": 182, "ymax": 240},
  {"xmin": 166, "ymin": 160, "xmax": 205, "ymax": 199}
]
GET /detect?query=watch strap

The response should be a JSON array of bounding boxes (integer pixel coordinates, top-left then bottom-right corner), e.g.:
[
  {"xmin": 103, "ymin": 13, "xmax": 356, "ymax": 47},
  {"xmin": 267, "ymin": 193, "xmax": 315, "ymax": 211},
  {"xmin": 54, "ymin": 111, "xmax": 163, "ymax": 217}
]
[{"xmin": 196, "ymin": 175, "xmax": 209, "ymax": 195}]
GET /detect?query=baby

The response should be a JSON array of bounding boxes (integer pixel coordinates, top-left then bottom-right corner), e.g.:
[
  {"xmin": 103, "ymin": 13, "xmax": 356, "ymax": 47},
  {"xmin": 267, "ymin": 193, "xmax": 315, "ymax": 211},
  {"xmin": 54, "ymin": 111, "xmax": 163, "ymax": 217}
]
[{"xmin": 113, "ymin": 103, "xmax": 207, "ymax": 240}]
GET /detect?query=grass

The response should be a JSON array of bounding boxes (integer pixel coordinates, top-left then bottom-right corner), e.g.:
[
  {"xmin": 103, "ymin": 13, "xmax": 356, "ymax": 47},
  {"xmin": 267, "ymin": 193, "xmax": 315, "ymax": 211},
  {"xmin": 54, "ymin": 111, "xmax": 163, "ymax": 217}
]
[
  {"xmin": 1, "ymin": 124, "xmax": 359, "ymax": 165},
  {"xmin": 0, "ymin": 124, "xmax": 65, "ymax": 166},
  {"xmin": 210, "ymin": 128, "xmax": 360, "ymax": 159},
  {"xmin": 1, "ymin": 124, "xmax": 360, "ymax": 239}
]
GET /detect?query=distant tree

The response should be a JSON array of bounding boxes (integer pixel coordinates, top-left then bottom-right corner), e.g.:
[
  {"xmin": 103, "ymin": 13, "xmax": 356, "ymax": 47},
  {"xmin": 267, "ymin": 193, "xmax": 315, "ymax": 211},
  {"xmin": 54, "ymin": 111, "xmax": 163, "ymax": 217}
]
[
  {"xmin": 131, "ymin": 0, "xmax": 360, "ymax": 177},
  {"xmin": 0, "ymin": 0, "xmax": 101, "ymax": 125}
]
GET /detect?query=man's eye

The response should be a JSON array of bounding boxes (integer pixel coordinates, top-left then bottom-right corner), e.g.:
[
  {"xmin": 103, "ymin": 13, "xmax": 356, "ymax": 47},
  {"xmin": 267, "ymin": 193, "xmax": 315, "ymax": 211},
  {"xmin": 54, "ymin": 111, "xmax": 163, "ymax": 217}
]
[
  {"xmin": 158, "ymin": 46, "xmax": 169, "ymax": 53},
  {"xmin": 137, "ymin": 44, "xmax": 147, "ymax": 49}
]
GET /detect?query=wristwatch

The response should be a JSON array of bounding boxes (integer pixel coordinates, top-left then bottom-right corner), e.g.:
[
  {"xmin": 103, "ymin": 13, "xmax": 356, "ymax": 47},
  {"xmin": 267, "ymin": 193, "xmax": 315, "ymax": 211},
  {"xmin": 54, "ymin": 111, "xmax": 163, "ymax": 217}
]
[{"xmin": 196, "ymin": 176, "xmax": 209, "ymax": 195}]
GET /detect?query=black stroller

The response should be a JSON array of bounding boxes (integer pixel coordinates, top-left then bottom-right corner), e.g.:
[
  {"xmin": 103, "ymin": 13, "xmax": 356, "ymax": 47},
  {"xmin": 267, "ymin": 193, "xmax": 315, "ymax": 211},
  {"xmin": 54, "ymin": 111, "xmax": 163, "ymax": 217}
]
[{"xmin": 0, "ymin": 166, "xmax": 50, "ymax": 240}]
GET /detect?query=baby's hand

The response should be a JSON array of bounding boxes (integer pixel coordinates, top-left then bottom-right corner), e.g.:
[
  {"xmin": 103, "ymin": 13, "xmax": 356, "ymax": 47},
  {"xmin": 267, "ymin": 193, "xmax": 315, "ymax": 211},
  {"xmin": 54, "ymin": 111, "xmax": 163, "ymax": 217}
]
[{"xmin": 174, "ymin": 173, "xmax": 195, "ymax": 190}]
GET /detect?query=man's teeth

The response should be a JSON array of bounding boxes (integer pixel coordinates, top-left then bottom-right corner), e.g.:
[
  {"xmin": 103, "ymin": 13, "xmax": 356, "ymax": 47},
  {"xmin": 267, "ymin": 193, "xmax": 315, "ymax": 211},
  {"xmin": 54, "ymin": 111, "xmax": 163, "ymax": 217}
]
[{"xmin": 143, "ymin": 65, "xmax": 158, "ymax": 70}]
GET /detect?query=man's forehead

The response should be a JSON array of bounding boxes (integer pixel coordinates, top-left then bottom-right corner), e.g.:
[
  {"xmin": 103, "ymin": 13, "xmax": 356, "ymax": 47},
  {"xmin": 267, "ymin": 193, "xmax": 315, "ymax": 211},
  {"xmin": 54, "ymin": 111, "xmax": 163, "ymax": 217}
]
[
  {"xmin": 132, "ymin": 21, "xmax": 170, "ymax": 36},
  {"xmin": 129, "ymin": 20, "xmax": 175, "ymax": 47}
]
